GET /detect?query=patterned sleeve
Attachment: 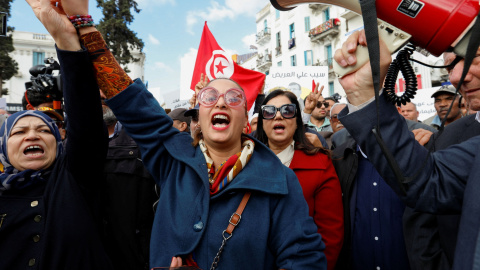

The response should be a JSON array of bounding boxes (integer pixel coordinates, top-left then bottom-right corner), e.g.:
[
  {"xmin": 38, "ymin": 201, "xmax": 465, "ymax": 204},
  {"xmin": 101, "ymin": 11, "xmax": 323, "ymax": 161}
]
[{"xmin": 79, "ymin": 31, "xmax": 133, "ymax": 99}]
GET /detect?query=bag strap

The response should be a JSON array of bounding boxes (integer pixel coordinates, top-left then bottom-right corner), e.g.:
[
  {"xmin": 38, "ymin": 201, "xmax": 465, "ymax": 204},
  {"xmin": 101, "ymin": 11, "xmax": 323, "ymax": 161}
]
[
  {"xmin": 210, "ymin": 192, "xmax": 252, "ymax": 270},
  {"xmin": 226, "ymin": 192, "xmax": 251, "ymax": 235}
]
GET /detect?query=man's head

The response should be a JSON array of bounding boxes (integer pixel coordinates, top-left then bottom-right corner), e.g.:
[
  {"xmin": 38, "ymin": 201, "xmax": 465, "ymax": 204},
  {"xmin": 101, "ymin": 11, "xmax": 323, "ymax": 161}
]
[
  {"xmin": 324, "ymin": 97, "xmax": 337, "ymax": 119},
  {"xmin": 311, "ymin": 95, "xmax": 328, "ymax": 122},
  {"xmin": 288, "ymin": 82, "xmax": 302, "ymax": 99},
  {"xmin": 22, "ymin": 90, "xmax": 54, "ymax": 110},
  {"xmin": 184, "ymin": 105, "xmax": 199, "ymax": 138},
  {"xmin": 330, "ymin": 103, "xmax": 346, "ymax": 133},
  {"xmin": 432, "ymin": 84, "xmax": 462, "ymax": 125},
  {"xmin": 443, "ymin": 47, "xmax": 480, "ymax": 111},
  {"xmin": 168, "ymin": 108, "xmax": 191, "ymax": 133},
  {"xmin": 102, "ymin": 106, "xmax": 117, "ymax": 127},
  {"xmin": 250, "ymin": 113, "xmax": 259, "ymax": 132},
  {"xmin": 398, "ymin": 102, "xmax": 419, "ymax": 122}
]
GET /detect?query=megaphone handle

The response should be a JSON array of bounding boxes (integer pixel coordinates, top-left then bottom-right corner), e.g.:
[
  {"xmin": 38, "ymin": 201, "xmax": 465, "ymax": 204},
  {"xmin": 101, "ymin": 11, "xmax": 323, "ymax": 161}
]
[
  {"xmin": 332, "ymin": 45, "xmax": 370, "ymax": 77},
  {"xmin": 333, "ymin": 19, "xmax": 412, "ymax": 77}
]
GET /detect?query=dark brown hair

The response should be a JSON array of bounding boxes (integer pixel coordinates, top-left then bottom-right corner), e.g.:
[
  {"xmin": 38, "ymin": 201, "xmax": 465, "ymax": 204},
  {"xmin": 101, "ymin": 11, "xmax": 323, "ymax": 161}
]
[{"xmin": 255, "ymin": 89, "xmax": 329, "ymax": 156}]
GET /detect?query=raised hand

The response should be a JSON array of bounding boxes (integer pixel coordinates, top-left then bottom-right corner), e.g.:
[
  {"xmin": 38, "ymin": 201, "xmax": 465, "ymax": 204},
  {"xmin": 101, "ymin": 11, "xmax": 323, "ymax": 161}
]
[
  {"xmin": 304, "ymin": 83, "xmax": 324, "ymax": 114},
  {"xmin": 333, "ymin": 30, "xmax": 391, "ymax": 106},
  {"xmin": 305, "ymin": 132, "xmax": 324, "ymax": 148},
  {"xmin": 190, "ymin": 73, "xmax": 209, "ymax": 108},
  {"xmin": 195, "ymin": 73, "xmax": 209, "ymax": 92},
  {"xmin": 25, "ymin": 0, "xmax": 86, "ymax": 51}
]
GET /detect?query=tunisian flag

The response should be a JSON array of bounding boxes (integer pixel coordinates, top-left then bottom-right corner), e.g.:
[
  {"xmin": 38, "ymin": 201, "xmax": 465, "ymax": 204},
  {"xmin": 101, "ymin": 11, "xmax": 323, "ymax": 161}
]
[{"xmin": 191, "ymin": 22, "xmax": 266, "ymax": 111}]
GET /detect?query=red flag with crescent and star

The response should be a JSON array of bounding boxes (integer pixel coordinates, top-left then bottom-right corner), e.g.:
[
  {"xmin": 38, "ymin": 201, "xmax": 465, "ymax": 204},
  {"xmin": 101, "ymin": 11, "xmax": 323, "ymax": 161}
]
[{"xmin": 190, "ymin": 22, "xmax": 266, "ymax": 111}]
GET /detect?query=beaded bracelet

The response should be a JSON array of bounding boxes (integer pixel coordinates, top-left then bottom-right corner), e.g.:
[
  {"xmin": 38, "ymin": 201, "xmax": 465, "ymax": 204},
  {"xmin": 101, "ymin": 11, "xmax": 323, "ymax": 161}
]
[{"xmin": 68, "ymin": 15, "xmax": 95, "ymax": 29}]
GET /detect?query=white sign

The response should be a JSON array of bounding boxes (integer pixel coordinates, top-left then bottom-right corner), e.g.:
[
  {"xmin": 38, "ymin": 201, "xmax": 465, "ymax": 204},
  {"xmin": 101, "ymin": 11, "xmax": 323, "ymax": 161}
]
[
  {"xmin": 403, "ymin": 87, "xmax": 437, "ymax": 121},
  {"xmin": 164, "ymin": 91, "xmax": 190, "ymax": 110},
  {"xmin": 0, "ymin": 98, "xmax": 6, "ymax": 110},
  {"xmin": 265, "ymin": 66, "xmax": 329, "ymax": 99}
]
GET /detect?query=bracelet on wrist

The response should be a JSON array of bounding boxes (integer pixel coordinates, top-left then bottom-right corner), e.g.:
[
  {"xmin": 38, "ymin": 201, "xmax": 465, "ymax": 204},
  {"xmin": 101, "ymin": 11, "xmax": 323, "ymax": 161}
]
[{"xmin": 68, "ymin": 15, "xmax": 95, "ymax": 29}]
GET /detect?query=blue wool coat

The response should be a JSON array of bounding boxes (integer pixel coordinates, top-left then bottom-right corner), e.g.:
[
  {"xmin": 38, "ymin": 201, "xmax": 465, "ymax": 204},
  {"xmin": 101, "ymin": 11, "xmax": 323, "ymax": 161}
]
[
  {"xmin": 340, "ymin": 93, "xmax": 480, "ymax": 270},
  {"xmin": 106, "ymin": 80, "xmax": 326, "ymax": 269}
]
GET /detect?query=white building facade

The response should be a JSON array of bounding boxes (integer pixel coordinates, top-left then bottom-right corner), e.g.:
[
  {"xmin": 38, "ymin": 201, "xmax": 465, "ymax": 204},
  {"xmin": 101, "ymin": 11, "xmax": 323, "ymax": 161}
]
[
  {"xmin": 3, "ymin": 31, "xmax": 145, "ymax": 111},
  {"xmin": 249, "ymin": 3, "xmax": 446, "ymax": 99}
]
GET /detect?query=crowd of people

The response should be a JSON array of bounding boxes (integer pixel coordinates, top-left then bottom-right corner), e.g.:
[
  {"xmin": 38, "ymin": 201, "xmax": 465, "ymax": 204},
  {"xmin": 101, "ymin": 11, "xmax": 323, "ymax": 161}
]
[{"xmin": 1, "ymin": 0, "xmax": 479, "ymax": 269}]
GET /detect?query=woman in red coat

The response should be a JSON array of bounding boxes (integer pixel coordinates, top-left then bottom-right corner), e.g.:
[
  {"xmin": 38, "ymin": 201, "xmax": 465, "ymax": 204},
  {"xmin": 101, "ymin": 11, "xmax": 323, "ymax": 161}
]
[{"xmin": 256, "ymin": 89, "xmax": 344, "ymax": 270}]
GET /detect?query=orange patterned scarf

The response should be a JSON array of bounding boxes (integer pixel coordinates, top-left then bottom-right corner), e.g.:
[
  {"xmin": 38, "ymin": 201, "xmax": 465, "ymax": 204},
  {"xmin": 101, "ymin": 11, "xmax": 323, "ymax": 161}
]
[{"xmin": 199, "ymin": 138, "xmax": 254, "ymax": 195}]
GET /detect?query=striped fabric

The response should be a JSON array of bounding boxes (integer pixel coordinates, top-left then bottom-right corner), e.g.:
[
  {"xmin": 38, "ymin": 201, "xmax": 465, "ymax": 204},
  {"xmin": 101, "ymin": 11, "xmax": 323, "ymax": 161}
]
[{"xmin": 199, "ymin": 138, "xmax": 254, "ymax": 195}]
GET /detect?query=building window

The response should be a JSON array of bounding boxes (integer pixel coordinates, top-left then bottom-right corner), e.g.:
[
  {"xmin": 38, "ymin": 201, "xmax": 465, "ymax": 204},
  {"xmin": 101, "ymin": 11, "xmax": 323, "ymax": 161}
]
[
  {"xmin": 304, "ymin": 50, "xmax": 313, "ymax": 66},
  {"xmin": 324, "ymin": 8, "xmax": 330, "ymax": 21},
  {"xmin": 289, "ymin": 23, "xmax": 295, "ymax": 39},
  {"xmin": 326, "ymin": 45, "xmax": 333, "ymax": 67},
  {"xmin": 276, "ymin": 10, "xmax": 280, "ymax": 20},
  {"xmin": 291, "ymin": 55, "xmax": 297, "ymax": 66},
  {"xmin": 276, "ymin": 32, "xmax": 281, "ymax": 48},
  {"xmin": 329, "ymin": 82, "xmax": 334, "ymax": 96},
  {"xmin": 304, "ymin": 17, "xmax": 310, "ymax": 32},
  {"xmin": 264, "ymin": 19, "xmax": 268, "ymax": 32},
  {"xmin": 33, "ymin": 52, "xmax": 45, "ymax": 66},
  {"xmin": 278, "ymin": 61, "xmax": 282, "ymax": 67}
]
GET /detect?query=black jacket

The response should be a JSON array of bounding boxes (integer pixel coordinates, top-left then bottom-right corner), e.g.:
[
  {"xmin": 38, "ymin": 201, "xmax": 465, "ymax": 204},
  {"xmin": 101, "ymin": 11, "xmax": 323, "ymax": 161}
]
[
  {"xmin": 0, "ymin": 47, "xmax": 111, "ymax": 270},
  {"xmin": 332, "ymin": 119, "xmax": 435, "ymax": 270},
  {"xmin": 102, "ymin": 127, "xmax": 158, "ymax": 270},
  {"xmin": 403, "ymin": 114, "xmax": 480, "ymax": 270}
]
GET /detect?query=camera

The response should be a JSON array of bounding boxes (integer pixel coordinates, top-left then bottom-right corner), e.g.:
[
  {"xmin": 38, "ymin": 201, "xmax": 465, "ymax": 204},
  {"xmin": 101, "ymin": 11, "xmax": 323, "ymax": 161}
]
[{"xmin": 25, "ymin": 57, "xmax": 63, "ymax": 101}]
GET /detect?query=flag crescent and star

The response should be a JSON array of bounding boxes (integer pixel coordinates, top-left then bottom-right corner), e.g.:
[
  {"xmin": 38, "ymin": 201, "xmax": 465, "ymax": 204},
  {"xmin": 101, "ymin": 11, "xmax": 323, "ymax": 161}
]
[
  {"xmin": 191, "ymin": 22, "xmax": 266, "ymax": 111},
  {"xmin": 206, "ymin": 50, "xmax": 235, "ymax": 79}
]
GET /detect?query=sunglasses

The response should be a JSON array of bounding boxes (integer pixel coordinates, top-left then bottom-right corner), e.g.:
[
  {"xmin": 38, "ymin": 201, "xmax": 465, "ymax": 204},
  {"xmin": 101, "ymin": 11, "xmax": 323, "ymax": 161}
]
[
  {"xmin": 330, "ymin": 114, "xmax": 339, "ymax": 122},
  {"xmin": 197, "ymin": 87, "xmax": 246, "ymax": 108},
  {"xmin": 316, "ymin": 101, "xmax": 330, "ymax": 109},
  {"xmin": 261, "ymin": 104, "xmax": 296, "ymax": 120}
]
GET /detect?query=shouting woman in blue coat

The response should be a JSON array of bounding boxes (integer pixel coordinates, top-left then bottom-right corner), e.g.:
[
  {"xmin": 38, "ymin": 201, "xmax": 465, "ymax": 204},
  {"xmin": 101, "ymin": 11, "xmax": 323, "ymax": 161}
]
[{"xmin": 27, "ymin": 0, "xmax": 326, "ymax": 269}]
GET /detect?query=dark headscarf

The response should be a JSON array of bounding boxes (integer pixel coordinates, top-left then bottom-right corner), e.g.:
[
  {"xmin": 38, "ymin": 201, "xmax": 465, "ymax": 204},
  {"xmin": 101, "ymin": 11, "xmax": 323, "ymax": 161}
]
[{"xmin": 0, "ymin": 110, "xmax": 63, "ymax": 195}]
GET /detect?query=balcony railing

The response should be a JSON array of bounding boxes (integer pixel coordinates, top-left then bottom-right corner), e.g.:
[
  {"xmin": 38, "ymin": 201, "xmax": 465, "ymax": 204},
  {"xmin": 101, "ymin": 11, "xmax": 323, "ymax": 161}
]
[
  {"xmin": 275, "ymin": 46, "xmax": 282, "ymax": 56},
  {"xmin": 315, "ymin": 58, "xmax": 335, "ymax": 74},
  {"xmin": 318, "ymin": 58, "xmax": 334, "ymax": 69},
  {"xmin": 288, "ymin": 37, "xmax": 296, "ymax": 49},
  {"xmin": 309, "ymin": 18, "xmax": 341, "ymax": 43},
  {"xmin": 256, "ymin": 53, "xmax": 272, "ymax": 71},
  {"xmin": 256, "ymin": 28, "xmax": 271, "ymax": 45},
  {"xmin": 309, "ymin": 4, "xmax": 329, "ymax": 11}
]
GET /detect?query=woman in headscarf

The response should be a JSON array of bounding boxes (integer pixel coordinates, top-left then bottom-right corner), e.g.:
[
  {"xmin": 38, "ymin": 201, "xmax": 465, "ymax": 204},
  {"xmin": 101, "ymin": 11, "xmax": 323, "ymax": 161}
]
[
  {"xmin": 0, "ymin": 33, "xmax": 112, "ymax": 269},
  {"xmin": 26, "ymin": 0, "xmax": 326, "ymax": 269}
]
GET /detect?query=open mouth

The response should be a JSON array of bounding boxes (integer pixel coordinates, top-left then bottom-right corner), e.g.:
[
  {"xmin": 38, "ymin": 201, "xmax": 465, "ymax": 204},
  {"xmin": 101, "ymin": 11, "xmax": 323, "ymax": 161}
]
[
  {"xmin": 273, "ymin": 123, "xmax": 285, "ymax": 132},
  {"xmin": 211, "ymin": 113, "xmax": 230, "ymax": 129},
  {"xmin": 24, "ymin": 145, "xmax": 44, "ymax": 157}
]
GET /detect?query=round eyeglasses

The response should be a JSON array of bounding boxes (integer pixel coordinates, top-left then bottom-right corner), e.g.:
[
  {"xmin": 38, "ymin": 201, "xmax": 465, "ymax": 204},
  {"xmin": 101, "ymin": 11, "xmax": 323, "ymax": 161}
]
[
  {"xmin": 197, "ymin": 87, "xmax": 246, "ymax": 108},
  {"xmin": 261, "ymin": 104, "xmax": 297, "ymax": 120}
]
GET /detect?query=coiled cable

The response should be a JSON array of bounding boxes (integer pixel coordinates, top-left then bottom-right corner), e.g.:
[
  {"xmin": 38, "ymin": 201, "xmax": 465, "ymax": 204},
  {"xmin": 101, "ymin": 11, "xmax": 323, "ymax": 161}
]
[{"xmin": 384, "ymin": 44, "xmax": 417, "ymax": 106}]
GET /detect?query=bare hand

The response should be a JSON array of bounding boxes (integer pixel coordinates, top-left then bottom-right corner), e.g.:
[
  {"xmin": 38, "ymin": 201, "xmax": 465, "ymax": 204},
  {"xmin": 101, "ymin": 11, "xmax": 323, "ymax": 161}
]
[
  {"xmin": 195, "ymin": 73, "xmax": 209, "ymax": 92},
  {"xmin": 304, "ymin": 83, "xmax": 324, "ymax": 114},
  {"xmin": 170, "ymin": 256, "xmax": 183, "ymax": 268},
  {"xmin": 333, "ymin": 30, "xmax": 391, "ymax": 106},
  {"xmin": 188, "ymin": 92, "xmax": 197, "ymax": 109},
  {"xmin": 190, "ymin": 73, "xmax": 209, "ymax": 108},
  {"xmin": 25, "ymin": 0, "xmax": 88, "ymax": 51},
  {"xmin": 305, "ymin": 132, "xmax": 323, "ymax": 148},
  {"xmin": 412, "ymin": 128, "xmax": 433, "ymax": 146}
]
